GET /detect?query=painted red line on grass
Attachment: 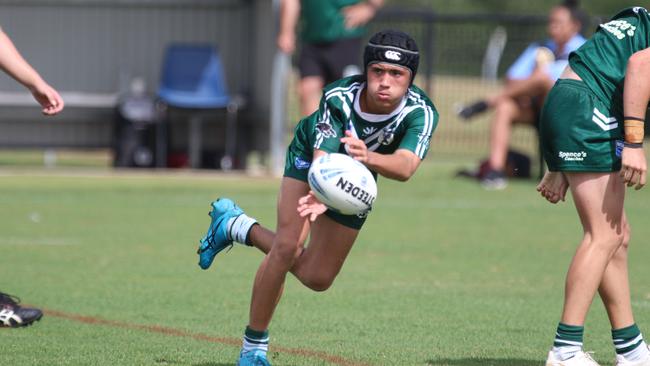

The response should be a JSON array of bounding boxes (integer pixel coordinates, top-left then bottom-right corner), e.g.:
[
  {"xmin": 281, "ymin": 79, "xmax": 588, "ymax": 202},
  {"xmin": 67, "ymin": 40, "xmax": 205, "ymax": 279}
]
[{"xmin": 43, "ymin": 308, "xmax": 369, "ymax": 366}]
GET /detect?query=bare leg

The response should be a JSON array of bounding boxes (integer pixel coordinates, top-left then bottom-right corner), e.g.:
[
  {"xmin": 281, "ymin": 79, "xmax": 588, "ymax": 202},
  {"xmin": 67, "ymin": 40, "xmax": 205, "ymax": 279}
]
[
  {"xmin": 598, "ymin": 212, "xmax": 635, "ymax": 329},
  {"xmin": 537, "ymin": 171, "xmax": 569, "ymax": 204},
  {"xmin": 495, "ymin": 69, "xmax": 554, "ymax": 102},
  {"xmin": 248, "ymin": 178, "xmax": 310, "ymax": 331},
  {"xmin": 299, "ymin": 76, "xmax": 324, "ymax": 117},
  {"xmin": 247, "ymin": 178, "xmax": 359, "ymax": 331},
  {"xmin": 560, "ymin": 172, "xmax": 628, "ymax": 326},
  {"xmin": 487, "ymin": 98, "xmax": 533, "ymax": 171}
]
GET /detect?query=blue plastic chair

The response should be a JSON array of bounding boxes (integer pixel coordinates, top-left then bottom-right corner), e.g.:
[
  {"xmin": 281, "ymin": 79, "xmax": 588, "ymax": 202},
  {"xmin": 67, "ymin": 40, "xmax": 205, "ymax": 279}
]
[{"xmin": 157, "ymin": 44, "xmax": 237, "ymax": 169}]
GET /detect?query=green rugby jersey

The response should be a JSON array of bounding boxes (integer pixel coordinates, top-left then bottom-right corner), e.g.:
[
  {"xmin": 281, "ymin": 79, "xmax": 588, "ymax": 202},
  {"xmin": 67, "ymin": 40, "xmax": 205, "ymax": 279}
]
[
  {"xmin": 569, "ymin": 7, "xmax": 650, "ymax": 115},
  {"xmin": 293, "ymin": 75, "xmax": 438, "ymax": 164},
  {"xmin": 300, "ymin": 0, "xmax": 366, "ymax": 43}
]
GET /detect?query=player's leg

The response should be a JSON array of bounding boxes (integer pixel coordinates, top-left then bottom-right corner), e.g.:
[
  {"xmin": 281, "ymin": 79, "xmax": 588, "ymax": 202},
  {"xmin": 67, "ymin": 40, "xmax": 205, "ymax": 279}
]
[
  {"xmin": 299, "ymin": 76, "xmax": 324, "ymax": 117},
  {"xmin": 288, "ymin": 213, "xmax": 359, "ymax": 291},
  {"xmin": 598, "ymin": 211, "xmax": 633, "ymax": 330},
  {"xmin": 238, "ymin": 177, "xmax": 311, "ymax": 365},
  {"xmin": 548, "ymin": 172, "xmax": 625, "ymax": 365},
  {"xmin": 598, "ymin": 213, "xmax": 650, "ymax": 365},
  {"xmin": 482, "ymin": 99, "xmax": 535, "ymax": 189},
  {"xmin": 297, "ymin": 43, "xmax": 326, "ymax": 117},
  {"xmin": 249, "ymin": 177, "xmax": 310, "ymax": 328},
  {"xmin": 247, "ymin": 215, "xmax": 359, "ymax": 292},
  {"xmin": 560, "ymin": 172, "xmax": 625, "ymax": 324}
]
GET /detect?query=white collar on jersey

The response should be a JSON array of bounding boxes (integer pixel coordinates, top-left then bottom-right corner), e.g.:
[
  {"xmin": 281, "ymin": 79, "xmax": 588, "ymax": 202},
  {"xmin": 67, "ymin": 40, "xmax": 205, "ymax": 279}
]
[{"xmin": 353, "ymin": 82, "xmax": 407, "ymax": 123}]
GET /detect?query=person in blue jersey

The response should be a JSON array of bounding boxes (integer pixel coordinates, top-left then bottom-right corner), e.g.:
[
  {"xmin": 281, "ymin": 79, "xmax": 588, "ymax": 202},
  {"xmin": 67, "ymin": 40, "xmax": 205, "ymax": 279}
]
[
  {"xmin": 457, "ymin": 1, "xmax": 586, "ymax": 189},
  {"xmin": 196, "ymin": 30, "xmax": 438, "ymax": 366}
]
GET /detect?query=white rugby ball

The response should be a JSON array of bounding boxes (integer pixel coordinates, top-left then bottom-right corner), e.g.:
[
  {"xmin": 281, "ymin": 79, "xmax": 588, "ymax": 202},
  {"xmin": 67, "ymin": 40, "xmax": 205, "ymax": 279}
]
[{"xmin": 307, "ymin": 153, "xmax": 377, "ymax": 215}]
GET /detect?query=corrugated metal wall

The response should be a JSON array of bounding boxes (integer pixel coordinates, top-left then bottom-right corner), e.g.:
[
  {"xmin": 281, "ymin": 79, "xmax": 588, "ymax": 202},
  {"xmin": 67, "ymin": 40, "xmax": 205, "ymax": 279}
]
[
  {"xmin": 0, "ymin": 0, "xmax": 251, "ymax": 95},
  {"xmin": 0, "ymin": 0, "xmax": 273, "ymax": 152}
]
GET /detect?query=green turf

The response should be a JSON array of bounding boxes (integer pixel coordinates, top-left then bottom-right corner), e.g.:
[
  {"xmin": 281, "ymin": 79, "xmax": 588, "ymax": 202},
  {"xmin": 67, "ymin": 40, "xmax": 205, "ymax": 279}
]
[{"xmin": 1, "ymin": 160, "xmax": 650, "ymax": 366}]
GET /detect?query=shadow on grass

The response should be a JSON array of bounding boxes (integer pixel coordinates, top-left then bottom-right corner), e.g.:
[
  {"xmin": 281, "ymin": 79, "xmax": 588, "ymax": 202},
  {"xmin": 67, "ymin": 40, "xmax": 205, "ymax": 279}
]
[{"xmin": 427, "ymin": 358, "xmax": 540, "ymax": 366}]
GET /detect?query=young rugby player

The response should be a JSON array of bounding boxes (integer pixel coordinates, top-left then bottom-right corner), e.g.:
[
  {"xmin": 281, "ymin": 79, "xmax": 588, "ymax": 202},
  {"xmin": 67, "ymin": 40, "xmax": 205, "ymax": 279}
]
[
  {"xmin": 537, "ymin": 7, "xmax": 650, "ymax": 366},
  {"xmin": 196, "ymin": 30, "xmax": 438, "ymax": 366}
]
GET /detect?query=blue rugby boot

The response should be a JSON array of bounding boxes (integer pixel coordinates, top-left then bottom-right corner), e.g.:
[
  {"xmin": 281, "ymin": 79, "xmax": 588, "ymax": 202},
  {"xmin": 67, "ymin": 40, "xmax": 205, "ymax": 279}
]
[
  {"xmin": 237, "ymin": 350, "xmax": 271, "ymax": 366},
  {"xmin": 197, "ymin": 198, "xmax": 243, "ymax": 270}
]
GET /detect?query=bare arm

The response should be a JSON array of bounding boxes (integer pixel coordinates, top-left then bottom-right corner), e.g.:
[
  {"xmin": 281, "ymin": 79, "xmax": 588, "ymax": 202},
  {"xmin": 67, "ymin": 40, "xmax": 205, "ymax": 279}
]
[
  {"xmin": 0, "ymin": 29, "xmax": 63, "ymax": 115},
  {"xmin": 341, "ymin": 131, "xmax": 420, "ymax": 181},
  {"xmin": 277, "ymin": 0, "xmax": 300, "ymax": 54},
  {"xmin": 342, "ymin": 0, "xmax": 384, "ymax": 29},
  {"xmin": 620, "ymin": 48, "xmax": 650, "ymax": 189}
]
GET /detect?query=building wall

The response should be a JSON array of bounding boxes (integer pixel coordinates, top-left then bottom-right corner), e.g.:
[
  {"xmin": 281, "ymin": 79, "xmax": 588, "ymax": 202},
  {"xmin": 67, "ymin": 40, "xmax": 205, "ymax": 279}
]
[{"xmin": 0, "ymin": 0, "xmax": 272, "ymax": 154}]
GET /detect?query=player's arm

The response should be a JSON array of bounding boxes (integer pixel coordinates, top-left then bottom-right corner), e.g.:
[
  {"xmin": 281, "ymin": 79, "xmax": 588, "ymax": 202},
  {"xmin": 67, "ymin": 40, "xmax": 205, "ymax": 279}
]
[
  {"xmin": 341, "ymin": 130, "xmax": 421, "ymax": 181},
  {"xmin": 342, "ymin": 0, "xmax": 384, "ymax": 29},
  {"xmin": 0, "ymin": 29, "xmax": 63, "ymax": 115},
  {"xmin": 277, "ymin": 0, "xmax": 300, "ymax": 54},
  {"xmin": 620, "ymin": 47, "xmax": 650, "ymax": 190}
]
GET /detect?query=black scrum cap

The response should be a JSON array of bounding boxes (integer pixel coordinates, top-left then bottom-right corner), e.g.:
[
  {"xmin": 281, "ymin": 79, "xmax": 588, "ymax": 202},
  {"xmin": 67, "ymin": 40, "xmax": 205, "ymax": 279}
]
[{"xmin": 363, "ymin": 30, "xmax": 420, "ymax": 83}]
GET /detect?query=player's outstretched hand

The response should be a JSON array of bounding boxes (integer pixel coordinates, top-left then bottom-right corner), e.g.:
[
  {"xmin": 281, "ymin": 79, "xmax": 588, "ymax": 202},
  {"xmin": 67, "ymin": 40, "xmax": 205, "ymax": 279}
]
[
  {"xmin": 341, "ymin": 130, "xmax": 369, "ymax": 163},
  {"xmin": 620, "ymin": 147, "xmax": 647, "ymax": 190},
  {"xmin": 297, "ymin": 191, "xmax": 327, "ymax": 222},
  {"xmin": 30, "ymin": 80, "xmax": 64, "ymax": 116},
  {"xmin": 536, "ymin": 171, "xmax": 569, "ymax": 204}
]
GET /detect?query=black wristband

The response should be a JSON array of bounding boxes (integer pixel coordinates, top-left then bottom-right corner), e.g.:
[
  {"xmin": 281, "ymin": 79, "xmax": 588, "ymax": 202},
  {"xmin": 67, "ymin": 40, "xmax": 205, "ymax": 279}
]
[
  {"xmin": 623, "ymin": 141, "xmax": 644, "ymax": 148},
  {"xmin": 624, "ymin": 116, "xmax": 646, "ymax": 122}
]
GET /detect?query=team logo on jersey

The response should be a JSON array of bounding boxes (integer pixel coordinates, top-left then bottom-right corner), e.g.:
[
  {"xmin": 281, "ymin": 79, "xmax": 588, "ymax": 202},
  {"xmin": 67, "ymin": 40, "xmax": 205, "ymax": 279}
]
[
  {"xmin": 633, "ymin": 7, "xmax": 648, "ymax": 14},
  {"xmin": 591, "ymin": 108, "xmax": 618, "ymax": 131},
  {"xmin": 362, "ymin": 126, "xmax": 377, "ymax": 136},
  {"xmin": 600, "ymin": 19, "xmax": 636, "ymax": 39},
  {"xmin": 316, "ymin": 122, "xmax": 337, "ymax": 138},
  {"xmin": 378, "ymin": 128, "xmax": 395, "ymax": 145},
  {"xmin": 384, "ymin": 50, "xmax": 402, "ymax": 61},
  {"xmin": 294, "ymin": 156, "xmax": 311, "ymax": 170}
]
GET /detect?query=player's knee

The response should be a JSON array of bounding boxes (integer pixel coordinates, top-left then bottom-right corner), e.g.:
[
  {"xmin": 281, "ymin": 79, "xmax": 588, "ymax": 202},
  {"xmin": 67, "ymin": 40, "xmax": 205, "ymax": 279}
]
[
  {"xmin": 302, "ymin": 274, "xmax": 335, "ymax": 292},
  {"xmin": 587, "ymin": 232, "xmax": 625, "ymax": 253},
  {"xmin": 270, "ymin": 238, "xmax": 301, "ymax": 268},
  {"xmin": 494, "ymin": 98, "xmax": 517, "ymax": 116},
  {"xmin": 620, "ymin": 222, "xmax": 631, "ymax": 250}
]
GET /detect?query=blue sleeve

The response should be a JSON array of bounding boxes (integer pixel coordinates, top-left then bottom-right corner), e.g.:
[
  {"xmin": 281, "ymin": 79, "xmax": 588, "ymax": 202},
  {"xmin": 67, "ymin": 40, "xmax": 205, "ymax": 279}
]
[{"xmin": 506, "ymin": 44, "xmax": 539, "ymax": 80}]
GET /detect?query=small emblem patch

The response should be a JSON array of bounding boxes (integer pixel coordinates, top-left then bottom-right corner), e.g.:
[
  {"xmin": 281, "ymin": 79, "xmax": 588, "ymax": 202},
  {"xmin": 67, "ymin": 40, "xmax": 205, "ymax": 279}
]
[
  {"xmin": 294, "ymin": 156, "xmax": 311, "ymax": 170},
  {"xmin": 384, "ymin": 50, "xmax": 402, "ymax": 61},
  {"xmin": 316, "ymin": 122, "xmax": 337, "ymax": 138}
]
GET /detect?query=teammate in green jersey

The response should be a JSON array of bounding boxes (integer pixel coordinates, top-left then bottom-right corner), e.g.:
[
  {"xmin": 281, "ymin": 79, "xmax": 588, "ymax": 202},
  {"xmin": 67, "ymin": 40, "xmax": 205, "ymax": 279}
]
[
  {"xmin": 197, "ymin": 30, "xmax": 437, "ymax": 366},
  {"xmin": 277, "ymin": 0, "xmax": 384, "ymax": 117},
  {"xmin": 536, "ymin": 7, "xmax": 650, "ymax": 366}
]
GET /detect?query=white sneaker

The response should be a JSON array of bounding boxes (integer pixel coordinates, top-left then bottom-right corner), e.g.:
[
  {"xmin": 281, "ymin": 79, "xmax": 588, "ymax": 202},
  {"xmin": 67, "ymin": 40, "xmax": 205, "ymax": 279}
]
[
  {"xmin": 615, "ymin": 345, "xmax": 650, "ymax": 366},
  {"xmin": 546, "ymin": 350, "xmax": 601, "ymax": 366}
]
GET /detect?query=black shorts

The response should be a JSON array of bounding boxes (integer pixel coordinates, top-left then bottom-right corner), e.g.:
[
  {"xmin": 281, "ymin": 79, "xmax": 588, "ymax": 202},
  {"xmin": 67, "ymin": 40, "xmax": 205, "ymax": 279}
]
[{"xmin": 298, "ymin": 37, "xmax": 362, "ymax": 84}]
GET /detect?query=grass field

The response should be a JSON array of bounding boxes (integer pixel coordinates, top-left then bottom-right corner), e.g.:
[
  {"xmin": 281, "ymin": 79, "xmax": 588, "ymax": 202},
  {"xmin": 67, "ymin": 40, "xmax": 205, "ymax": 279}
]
[{"xmin": 1, "ymin": 159, "xmax": 650, "ymax": 366}]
